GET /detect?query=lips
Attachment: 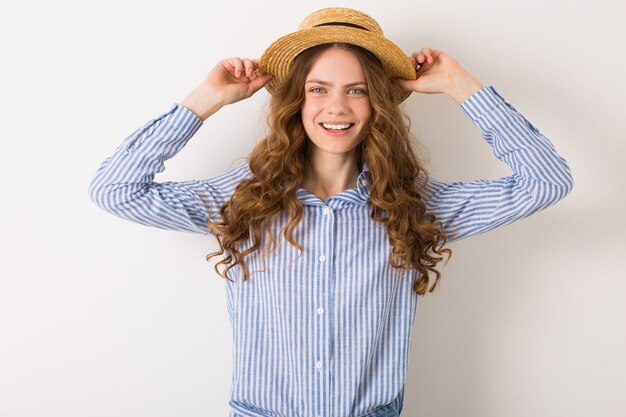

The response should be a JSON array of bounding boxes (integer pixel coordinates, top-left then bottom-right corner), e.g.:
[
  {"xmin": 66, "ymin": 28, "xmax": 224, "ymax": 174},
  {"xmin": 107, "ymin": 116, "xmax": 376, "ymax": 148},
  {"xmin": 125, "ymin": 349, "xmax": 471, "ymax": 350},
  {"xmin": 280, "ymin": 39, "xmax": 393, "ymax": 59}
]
[{"xmin": 320, "ymin": 122, "xmax": 355, "ymax": 131}]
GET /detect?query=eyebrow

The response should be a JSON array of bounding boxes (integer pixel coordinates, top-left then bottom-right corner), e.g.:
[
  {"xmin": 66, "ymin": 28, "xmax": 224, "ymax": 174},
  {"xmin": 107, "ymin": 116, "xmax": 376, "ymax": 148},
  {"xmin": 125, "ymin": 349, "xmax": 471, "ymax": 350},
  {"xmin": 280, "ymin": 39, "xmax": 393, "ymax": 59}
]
[{"xmin": 305, "ymin": 79, "xmax": 367, "ymax": 87}]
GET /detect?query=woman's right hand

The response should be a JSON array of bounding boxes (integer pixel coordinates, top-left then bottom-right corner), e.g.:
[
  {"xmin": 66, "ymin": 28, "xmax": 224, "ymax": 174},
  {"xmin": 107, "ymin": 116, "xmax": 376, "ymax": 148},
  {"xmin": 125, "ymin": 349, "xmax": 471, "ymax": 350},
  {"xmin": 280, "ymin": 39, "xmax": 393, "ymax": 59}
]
[{"xmin": 181, "ymin": 57, "xmax": 273, "ymax": 121}]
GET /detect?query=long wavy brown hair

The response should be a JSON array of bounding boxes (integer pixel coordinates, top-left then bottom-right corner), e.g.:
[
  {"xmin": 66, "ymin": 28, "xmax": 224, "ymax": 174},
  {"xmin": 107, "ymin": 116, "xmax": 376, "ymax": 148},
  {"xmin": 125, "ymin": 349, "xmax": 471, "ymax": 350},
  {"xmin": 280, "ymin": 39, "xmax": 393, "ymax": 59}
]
[{"xmin": 205, "ymin": 42, "xmax": 452, "ymax": 295}]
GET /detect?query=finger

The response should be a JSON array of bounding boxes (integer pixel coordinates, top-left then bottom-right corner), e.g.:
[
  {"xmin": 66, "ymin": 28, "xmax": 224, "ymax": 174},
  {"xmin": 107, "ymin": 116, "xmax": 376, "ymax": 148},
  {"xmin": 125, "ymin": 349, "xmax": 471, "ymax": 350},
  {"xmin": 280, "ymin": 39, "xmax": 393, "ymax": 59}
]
[
  {"xmin": 242, "ymin": 58, "xmax": 254, "ymax": 77},
  {"xmin": 221, "ymin": 59, "xmax": 235, "ymax": 76},
  {"xmin": 251, "ymin": 58, "xmax": 273, "ymax": 78},
  {"xmin": 232, "ymin": 58, "xmax": 244, "ymax": 77},
  {"xmin": 248, "ymin": 73, "xmax": 274, "ymax": 94},
  {"xmin": 411, "ymin": 51, "xmax": 425, "ymax": 64},
  {"xmin": 251, "ymin": 67, "xmax": 265, "ymax": 81},
  {"xmin": 392, "ymin": 78, "xmax": 415, "ymax": 92},
  {"xmin": 409, "ymin": 54, "xmax": 422, "ymax": 71},
  {"xmin": 250, "ymin": 58, "xmax": 262, "ymax": 70},
  {"xmin": 422, "ymin": 48, "xmax": 433, "ymax": 63}
]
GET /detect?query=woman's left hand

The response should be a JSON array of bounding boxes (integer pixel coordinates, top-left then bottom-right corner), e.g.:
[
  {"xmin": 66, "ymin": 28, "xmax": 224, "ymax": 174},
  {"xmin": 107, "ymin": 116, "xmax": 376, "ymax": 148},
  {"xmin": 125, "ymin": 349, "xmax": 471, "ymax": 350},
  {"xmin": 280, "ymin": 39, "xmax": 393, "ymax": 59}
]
[{"xmin": 393, "ymin": 48, "xmax": 485, "ymax": 104}]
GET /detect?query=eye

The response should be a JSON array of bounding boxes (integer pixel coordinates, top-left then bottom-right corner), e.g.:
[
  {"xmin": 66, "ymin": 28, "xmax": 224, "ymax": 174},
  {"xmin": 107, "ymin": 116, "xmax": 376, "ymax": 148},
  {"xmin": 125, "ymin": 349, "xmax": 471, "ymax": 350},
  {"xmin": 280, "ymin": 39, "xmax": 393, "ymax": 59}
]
[
  {"xmin": 348, "ymin": 88, "xmax": 367, "ymax": 95},
  {"xmin": 309, "ymin": 87, "xmax": 325, "ymax": 93}
]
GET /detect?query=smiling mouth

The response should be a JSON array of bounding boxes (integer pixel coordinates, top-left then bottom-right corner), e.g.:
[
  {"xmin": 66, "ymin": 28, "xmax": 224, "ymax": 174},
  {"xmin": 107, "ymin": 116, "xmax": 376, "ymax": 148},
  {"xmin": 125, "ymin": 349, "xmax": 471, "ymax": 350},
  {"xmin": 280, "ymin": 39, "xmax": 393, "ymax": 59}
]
[{"xmin": 320, "ymin": 123, "xmax": 355, "ymax": 131}]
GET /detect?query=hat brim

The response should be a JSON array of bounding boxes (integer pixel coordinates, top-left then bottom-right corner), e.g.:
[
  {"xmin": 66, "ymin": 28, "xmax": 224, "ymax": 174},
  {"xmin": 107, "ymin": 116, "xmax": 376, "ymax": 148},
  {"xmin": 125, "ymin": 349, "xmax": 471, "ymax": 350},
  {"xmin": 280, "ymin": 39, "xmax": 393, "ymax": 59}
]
[{"xmin": 260, "ymin": 26, "xmax": 416, "ymax": 103}]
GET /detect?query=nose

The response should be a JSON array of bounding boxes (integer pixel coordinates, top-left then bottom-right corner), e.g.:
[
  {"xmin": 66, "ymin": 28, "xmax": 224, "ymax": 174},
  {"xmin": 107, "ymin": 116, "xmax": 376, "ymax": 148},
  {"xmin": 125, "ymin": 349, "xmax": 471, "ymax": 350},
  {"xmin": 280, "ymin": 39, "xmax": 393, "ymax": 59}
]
[{"xmin": 325, "ymin": 91, "xmax": 349, "ymax": 115}]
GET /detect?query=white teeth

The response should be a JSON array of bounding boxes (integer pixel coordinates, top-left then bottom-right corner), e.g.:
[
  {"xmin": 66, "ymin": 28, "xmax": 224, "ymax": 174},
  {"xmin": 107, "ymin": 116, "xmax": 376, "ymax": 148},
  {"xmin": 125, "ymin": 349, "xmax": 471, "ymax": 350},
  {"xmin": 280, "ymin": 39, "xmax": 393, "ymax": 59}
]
[{"xmin": 322, "ymin": 123, "xmax": 351, "ymax": 130}]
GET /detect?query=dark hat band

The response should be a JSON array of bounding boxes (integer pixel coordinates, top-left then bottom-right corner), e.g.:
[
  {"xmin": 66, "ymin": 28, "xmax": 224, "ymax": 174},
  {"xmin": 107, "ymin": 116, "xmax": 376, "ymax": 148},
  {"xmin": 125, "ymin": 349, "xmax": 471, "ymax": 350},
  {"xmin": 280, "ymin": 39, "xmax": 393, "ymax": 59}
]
[{"xmin": 314, "ymin": 22, "xmax": 369, "ymax": 31}]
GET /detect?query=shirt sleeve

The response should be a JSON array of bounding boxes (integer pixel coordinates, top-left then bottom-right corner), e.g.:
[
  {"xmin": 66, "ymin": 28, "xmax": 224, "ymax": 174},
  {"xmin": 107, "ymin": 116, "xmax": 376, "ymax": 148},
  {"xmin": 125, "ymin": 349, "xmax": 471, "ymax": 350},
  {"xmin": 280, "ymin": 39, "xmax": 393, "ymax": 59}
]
[
  {"xmin": 420, "ymin": 85, "xmax": 574, "ymax": 244},
  {"xmin": 88, "ymin": 103, "xmax": 243, "ymax": 235}
]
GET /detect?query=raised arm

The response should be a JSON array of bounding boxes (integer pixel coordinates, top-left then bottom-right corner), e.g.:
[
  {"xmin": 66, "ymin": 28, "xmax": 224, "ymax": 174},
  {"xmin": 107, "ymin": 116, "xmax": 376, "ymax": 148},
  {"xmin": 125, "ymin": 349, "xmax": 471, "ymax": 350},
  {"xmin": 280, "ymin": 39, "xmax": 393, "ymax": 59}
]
[
  {"xmin": 88, "ymin": 57, "xmax": 272, "ymax": 234},
  {"xmin": 180, "ymin": 57, "xmax": 273, "ymax": 121},
  {"xmin": 420, "ymin": 85, "xmax": 573, "ymax": 242},
  {"xmin": 396, "ymin": 48, "xmax": 574, "ymax": 243}
]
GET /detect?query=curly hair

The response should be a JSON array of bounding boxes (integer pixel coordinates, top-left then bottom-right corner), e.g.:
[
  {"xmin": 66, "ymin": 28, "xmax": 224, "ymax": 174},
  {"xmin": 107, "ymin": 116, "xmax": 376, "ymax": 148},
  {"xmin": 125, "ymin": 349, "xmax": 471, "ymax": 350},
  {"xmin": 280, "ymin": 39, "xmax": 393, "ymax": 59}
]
[{"xmin": 205, "ymin": 42, "xmax": 452, "ymax": 295}]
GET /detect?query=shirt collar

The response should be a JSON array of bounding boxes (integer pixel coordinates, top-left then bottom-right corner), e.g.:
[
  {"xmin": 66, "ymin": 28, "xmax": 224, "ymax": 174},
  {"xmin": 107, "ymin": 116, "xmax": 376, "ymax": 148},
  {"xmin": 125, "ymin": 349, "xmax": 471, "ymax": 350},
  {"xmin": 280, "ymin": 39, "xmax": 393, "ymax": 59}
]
[
  {"xmin": 296, "ymin": 161, "xmax": 371, "ymax": 206},
  {"xmin": 357, "ymin": 161, "xmax": 371, "ymax": 193}
]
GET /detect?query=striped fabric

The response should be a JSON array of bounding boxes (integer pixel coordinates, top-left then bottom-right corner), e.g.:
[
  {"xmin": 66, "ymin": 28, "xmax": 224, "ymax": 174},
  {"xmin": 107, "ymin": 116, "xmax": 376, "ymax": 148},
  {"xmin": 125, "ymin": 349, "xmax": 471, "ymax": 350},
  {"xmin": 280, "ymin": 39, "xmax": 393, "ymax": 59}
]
[{"xmin": 88, "ymin": 86, "xmax": 573, "ymax": 417}]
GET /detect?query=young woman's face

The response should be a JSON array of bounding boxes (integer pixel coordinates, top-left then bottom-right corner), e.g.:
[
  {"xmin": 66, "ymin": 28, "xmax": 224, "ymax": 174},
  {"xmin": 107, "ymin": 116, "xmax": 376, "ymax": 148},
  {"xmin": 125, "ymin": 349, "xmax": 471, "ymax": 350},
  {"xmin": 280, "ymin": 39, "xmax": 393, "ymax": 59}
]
[{"xmin": 300, "ymin": 47, "xmax": 372, "ymax": 161}]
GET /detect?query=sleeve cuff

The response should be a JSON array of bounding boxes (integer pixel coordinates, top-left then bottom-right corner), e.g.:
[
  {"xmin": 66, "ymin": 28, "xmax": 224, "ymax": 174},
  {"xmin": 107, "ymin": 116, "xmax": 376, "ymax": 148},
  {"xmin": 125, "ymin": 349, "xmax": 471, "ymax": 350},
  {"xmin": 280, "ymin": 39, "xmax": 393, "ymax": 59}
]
[
  {"xmin": 460, "ymin": 85, "xmax": 505, "ymax": 123},
  {"xmin": 175, "ymin": 103, "xmax": 204, "ymax": 125},
  {"xmin": 124, "ymin": 103, "xmax": 203, "ymax": 153}
]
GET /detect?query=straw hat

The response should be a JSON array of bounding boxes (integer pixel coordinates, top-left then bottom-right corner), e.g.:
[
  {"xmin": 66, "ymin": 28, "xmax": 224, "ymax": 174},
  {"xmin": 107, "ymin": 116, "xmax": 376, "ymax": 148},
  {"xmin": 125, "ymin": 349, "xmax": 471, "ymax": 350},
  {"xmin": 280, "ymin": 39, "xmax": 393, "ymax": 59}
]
[{"xmin": 259, "ymin": 7, "xmax": 416, "ymax": 103}]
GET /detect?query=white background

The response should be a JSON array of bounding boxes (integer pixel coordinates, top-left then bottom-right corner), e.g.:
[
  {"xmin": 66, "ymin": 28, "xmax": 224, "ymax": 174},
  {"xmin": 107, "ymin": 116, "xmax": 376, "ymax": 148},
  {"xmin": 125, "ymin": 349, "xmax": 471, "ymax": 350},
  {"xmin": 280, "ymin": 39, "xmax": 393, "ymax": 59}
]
[{"xmin": 1, "ymin": 0, "xmax": 624, "ymax": 416}]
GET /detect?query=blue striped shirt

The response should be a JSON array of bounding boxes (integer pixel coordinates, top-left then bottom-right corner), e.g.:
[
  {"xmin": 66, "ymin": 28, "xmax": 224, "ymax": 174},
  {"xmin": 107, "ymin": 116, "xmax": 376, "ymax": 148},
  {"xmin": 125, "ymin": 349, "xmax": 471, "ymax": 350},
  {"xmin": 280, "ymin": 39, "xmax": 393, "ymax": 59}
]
[{"xmin": 88, "ymin": 86, "xmax": 573, "ymax": 417}]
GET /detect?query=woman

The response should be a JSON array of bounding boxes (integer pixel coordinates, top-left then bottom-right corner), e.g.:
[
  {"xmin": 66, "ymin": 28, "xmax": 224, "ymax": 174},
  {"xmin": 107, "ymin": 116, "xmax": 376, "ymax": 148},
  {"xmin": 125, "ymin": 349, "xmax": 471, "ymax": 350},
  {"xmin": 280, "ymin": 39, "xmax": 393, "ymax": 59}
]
[{"xmin": 88, "ymin": 7, "xmax": 573, "ymax": 417}]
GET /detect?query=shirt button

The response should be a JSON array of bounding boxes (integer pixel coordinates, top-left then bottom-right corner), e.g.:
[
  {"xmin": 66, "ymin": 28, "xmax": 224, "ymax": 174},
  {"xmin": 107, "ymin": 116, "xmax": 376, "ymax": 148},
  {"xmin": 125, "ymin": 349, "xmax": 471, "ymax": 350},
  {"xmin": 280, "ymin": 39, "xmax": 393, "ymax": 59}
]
[
  {"xmin": 315, "ymin": 361, "xmax": 323, "ymax": 369},
  {"xmin": 317, "ymin": 307, "xmax": 324, "ymax": 315},
  {"xmin": 322, "ymin": 206, "xmax": 330, "ymax": 215},
  {"xmin": 319, "ymin": 255, "xmax": 326, "ymax": 263},
  {"xmin": 363, "ymin": 180, "xmax": 369, "ymax": 186}
]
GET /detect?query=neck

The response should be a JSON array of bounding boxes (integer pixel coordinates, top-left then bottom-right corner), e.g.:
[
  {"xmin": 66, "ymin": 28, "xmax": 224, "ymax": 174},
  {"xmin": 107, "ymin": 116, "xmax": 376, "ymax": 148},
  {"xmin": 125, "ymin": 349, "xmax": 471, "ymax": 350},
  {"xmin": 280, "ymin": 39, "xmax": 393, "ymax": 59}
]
[{"xmin": 300, "ymin": 148, "xmax": 361, "ymax": 201}]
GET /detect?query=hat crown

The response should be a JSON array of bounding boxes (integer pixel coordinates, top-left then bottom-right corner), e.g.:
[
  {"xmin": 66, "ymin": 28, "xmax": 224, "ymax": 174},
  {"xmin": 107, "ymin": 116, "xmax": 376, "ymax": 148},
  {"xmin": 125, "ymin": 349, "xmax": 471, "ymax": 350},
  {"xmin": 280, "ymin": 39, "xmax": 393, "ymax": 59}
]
[
  {"xmin": 260, "ymin": 7, "xmax": 415, "ymax": 103},
  {"xmin": 298, "ymin": 7, "xmax": 383, "ymax": 35}
]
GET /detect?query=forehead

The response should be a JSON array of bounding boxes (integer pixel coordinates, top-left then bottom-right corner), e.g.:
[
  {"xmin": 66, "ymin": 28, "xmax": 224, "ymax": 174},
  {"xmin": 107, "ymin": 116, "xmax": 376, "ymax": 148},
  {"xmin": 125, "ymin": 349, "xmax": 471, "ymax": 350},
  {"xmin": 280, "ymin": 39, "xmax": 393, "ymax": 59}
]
[{"xmin": 306, "ymin": 47, "xmax": 365, "ymax": 80}]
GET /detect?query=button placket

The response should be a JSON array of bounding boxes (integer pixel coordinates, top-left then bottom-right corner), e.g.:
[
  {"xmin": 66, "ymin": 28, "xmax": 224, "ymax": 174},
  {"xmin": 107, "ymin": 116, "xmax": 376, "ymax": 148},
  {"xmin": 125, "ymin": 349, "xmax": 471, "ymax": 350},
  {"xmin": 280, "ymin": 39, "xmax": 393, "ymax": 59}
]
[{"xmin": 315, "ymin": 202, "xmax": 334, "ymax": 417}]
